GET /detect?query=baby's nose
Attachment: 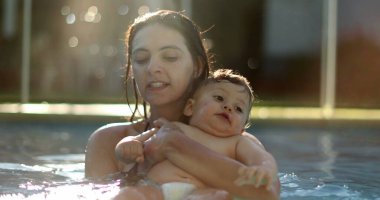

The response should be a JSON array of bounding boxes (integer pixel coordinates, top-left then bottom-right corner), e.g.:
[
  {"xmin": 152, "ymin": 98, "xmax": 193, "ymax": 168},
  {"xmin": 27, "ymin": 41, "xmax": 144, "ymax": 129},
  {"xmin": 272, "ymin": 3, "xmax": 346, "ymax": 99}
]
[{"xmin": 223, "ymin": 105, "xmax": 232, "ymax": 112}]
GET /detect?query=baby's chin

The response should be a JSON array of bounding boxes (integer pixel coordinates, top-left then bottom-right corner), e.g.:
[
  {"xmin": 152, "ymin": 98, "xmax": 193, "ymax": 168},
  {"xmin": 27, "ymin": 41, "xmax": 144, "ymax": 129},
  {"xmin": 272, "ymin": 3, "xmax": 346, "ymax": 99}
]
[{"xmin": 208, "ymin": 128, "xmax": 241, "ymax": 138}]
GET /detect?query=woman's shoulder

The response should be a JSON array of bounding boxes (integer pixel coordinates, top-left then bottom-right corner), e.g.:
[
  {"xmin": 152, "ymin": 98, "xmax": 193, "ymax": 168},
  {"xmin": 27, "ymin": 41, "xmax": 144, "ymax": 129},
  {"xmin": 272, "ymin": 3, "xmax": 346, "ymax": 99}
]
[
  {"xmin": 96, "ymin": 122, "xmax": 133, "ymax": 133},
  {"xmin": 88, "ymin": 120, "xmax": 145, "ymax": 143}
]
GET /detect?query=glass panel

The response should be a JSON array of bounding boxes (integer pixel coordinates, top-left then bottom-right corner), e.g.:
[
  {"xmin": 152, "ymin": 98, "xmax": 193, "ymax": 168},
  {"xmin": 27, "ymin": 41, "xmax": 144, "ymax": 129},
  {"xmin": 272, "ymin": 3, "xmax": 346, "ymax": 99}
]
[
  {"xmin": 336, "ymin": 0, "xmax": 380, "ymax": 108},
  {"xmin": 1, "ymin": 0, "xmax": 339, "ymax": 109},
  {"xmin": 28, "ymin": 1, "xmax": 131, "ymax": 103},
  {"xmin": 193, "ymin": 0, "xmax": 323, "ymax": 107},
  {"xmin": 26, "ymin": 0, "xmax": 183, "ymax": 103},
  {"xmin": 0, "ymin": 0, "xmax": 22, "ymax": 102}
]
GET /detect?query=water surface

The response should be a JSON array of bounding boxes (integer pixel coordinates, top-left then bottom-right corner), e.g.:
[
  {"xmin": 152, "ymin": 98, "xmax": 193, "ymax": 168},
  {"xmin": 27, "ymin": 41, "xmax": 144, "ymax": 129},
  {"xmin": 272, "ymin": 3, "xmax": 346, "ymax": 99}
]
[{"xmin": 1, "ymin": 120, "xmax": 379, "ymax": 199}]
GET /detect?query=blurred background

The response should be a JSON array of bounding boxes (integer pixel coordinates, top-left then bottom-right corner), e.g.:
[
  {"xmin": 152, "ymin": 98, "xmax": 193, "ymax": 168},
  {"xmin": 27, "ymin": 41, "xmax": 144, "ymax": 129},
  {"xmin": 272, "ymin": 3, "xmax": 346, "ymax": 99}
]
[{"xmin": 1, "ymin": 0, "xmax": 379, "ymax": 118}]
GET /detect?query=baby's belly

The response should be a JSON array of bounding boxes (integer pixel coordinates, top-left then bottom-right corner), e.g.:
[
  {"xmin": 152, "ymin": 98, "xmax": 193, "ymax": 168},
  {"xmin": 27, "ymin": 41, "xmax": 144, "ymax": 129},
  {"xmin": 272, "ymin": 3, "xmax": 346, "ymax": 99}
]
[{"xmin": 147, "ymin": 160, "xmax": 205, "ymax": 188}]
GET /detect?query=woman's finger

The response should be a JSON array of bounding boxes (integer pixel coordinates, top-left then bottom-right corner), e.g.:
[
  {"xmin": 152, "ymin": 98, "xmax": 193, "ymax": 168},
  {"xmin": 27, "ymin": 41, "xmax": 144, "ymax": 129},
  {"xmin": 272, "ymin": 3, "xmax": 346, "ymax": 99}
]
[
  {"xmin": 255, "ymin": 171, "xmax": 265, "ymax": 188},
  {"xmin": 136, "ymin": 128, "xmax": 157, "ymax": 142},
  {"xmin": 153, "ymin": 118, "xmax": 169, "ymax": 128}
]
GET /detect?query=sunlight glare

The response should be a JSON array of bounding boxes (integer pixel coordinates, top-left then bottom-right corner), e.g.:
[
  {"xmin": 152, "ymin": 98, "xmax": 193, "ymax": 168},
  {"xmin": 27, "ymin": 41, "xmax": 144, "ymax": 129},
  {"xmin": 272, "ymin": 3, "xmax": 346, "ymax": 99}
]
[{"xmin": 66, "ymin": 13, "xmax": 76, "ymax": 24}]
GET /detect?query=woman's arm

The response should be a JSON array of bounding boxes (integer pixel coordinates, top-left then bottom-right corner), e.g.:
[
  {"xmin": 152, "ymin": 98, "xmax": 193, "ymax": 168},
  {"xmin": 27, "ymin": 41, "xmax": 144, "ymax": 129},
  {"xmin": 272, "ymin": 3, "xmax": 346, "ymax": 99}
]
[
  {"xmin": 234, "ymin": 134, "xmax": 279, "ymax": 190},
  {"xmin": 85, "ymin": 121, "xmax": 145, "ymax": 178},
  {"xmin": 143, "ymin": 121, "xmax": 280, "ymax": 200}
]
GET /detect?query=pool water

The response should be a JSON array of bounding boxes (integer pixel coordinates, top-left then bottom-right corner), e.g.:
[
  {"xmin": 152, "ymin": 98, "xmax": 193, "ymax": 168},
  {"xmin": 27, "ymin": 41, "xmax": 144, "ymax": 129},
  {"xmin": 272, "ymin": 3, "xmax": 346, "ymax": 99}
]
[{"xmin": 0, "ymin": 120, "xmax": 379, "ymax": 199}]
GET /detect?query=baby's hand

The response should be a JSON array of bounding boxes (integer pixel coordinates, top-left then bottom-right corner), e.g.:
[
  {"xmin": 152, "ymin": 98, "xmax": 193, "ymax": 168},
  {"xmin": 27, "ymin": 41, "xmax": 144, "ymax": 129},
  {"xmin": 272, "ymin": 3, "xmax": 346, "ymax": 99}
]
[
  {"xmin": 115, "ymin": 138, "xmax": 145, "ymax": 163},
  {"xmin": 234, "ymin": 166, "xmax": 275, "ymax": 190}
]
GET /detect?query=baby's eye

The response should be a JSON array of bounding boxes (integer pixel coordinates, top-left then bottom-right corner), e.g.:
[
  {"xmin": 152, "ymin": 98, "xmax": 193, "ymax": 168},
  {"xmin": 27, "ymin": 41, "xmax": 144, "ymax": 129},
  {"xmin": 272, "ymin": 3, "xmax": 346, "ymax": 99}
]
[
  {"xmin": 213, "ymin": 95, "xmax": 224, "ymax": 102},
  {"xmin": 235, "ymin": 106, "xmax": 243, "ymax": 113}
]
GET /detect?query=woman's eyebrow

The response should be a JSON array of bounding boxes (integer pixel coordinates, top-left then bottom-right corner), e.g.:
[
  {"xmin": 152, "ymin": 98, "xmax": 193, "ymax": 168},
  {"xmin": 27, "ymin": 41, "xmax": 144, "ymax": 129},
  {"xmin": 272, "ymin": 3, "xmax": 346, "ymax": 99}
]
[
  {"xmin": 131, "ymin": 48, "xmax": 148, "ymax": 55},
  {"xmin": 159, "ymin": 45, "xmax": 183, "ymax": 52},
  {"xmin": 132, "ymin": 45, "xmax": 183, "ymax": 55}
]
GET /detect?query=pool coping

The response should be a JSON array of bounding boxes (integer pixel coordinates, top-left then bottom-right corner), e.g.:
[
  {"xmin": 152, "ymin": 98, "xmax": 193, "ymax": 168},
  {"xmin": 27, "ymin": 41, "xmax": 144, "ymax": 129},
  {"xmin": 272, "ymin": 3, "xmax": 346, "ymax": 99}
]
[{"xmin": 1, "ymin": 103, "xmax": 380, "ymax": 124}]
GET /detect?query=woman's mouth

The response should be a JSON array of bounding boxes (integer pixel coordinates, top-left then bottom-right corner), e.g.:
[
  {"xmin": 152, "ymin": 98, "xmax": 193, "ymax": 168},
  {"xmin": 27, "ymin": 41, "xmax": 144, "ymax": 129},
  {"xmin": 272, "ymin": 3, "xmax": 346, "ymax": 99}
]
[{"xmin": 148, "ymin": 81, "xmax": 168, "ymax": 89}]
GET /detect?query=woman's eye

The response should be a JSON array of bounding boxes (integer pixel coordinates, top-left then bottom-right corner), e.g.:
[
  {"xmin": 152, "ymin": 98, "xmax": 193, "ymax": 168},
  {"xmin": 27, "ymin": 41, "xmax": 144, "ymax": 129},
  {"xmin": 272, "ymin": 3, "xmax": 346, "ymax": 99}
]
[
  {"xmin": 162, "ymin": 50, "xmax": 180, "ymax": 62},
  {"xmin": 163, "ymin": 56, "xmax": 178, "ymax": 62},
  {"xmin": 132, "ymin": 54, "xmax": 149, "ymax": 65},
  {"xmin": 133, "ymin": 58, "xmax": 148, "ymax": 65},
  {"xmin": 213, "ymin": 95, "xmax": 224, "ymax": 102}
]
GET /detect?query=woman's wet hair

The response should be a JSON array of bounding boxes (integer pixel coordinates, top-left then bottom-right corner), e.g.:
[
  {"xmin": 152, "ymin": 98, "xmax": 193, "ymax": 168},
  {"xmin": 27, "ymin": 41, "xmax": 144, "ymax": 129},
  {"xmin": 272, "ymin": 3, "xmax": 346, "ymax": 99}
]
[{"xmin": 124, "ymin": 10, "xmax": 212, "ymax": 121}]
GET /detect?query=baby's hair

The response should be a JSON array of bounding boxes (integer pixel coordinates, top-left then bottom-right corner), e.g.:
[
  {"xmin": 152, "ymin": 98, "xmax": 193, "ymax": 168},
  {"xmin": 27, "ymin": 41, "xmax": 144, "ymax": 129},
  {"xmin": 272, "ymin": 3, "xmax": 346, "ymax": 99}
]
[
  {"xmin": 195, "ymin": 69, "xmax": 254, "ymax": 127},
  {"xmin": 203, "ymin": 69, "xmax": 254, "ymax": 107}
]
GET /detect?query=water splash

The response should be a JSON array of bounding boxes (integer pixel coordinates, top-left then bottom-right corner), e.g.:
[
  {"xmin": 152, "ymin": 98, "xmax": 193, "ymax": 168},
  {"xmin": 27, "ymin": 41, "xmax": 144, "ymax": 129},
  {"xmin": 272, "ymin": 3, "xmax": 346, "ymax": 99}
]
[{"xmin": 279, "ymin": 173, "xmax": 379, "ymax": 200}]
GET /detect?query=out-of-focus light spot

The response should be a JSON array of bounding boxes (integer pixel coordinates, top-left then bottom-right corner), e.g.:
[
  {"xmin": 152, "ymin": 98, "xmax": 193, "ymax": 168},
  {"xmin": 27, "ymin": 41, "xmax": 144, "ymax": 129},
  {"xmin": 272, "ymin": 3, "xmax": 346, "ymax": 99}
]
[
  {"xmin": 85, "ymin": 7, "xmax": 97, "ymax": 22},
  {"xmin": 93, "ymin": 13, "xmax": 101, "ymax": 23},
  {"xmin": 103, "ymin": 45, "xmax": 117, "ymax": 57},
  {"xmin": 138, "ymin": 5, "xmax": 150, "ymax": 16},
  {"xmin": 84, "ymin": 12, "xmax": 95, "ymax": 22},
  {"xmin": 202, "ymin": 38, "xmax": 213, "ymax": 50},
  {"xmin": 247, "ymin": 57, "xmax": 257, "ymax": 69},
  {"xmin": 118, "ymin": 5, "xmax": 129, "ymax": 15},
  {"xmin": 61, "ymin": 6, "xmax": 70, "ymax": 16},
  {"xmin": 89, "ymin": 44, "xmax": 100, "ymax": 55},
  {"xmin": 66, "ymin": 13, "xmax": 76, "ymax": 24},
  {"xmin": 84, "ymin": 6, "xmax": 101, "ymax": 23},
  {"xmin": 68, "ymin": 36, "xmax": 79, "ymax": 47},
  {"xmin": 88, "ymin": 6, "xmax": 98, "ymax": 14}
]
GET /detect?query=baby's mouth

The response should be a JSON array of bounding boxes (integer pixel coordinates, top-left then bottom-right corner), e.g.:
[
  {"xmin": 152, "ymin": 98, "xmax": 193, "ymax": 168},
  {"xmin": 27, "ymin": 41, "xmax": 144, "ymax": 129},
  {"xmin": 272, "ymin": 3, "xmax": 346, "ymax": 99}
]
[{"xmin": 217, "ymin": 113, "xmax": 230, "ymax": 123}]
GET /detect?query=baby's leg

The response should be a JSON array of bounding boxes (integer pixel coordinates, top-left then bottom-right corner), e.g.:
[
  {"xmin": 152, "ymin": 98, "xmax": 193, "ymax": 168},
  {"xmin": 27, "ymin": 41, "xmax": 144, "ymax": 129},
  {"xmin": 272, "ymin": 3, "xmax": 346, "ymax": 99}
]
[
  {"xmin": 184, "ymin": 188, "xmax": 232, "ymax": 200},
  {"xmin": 113, "ymin": 185, "xmax": 164, "ymax": 200}
]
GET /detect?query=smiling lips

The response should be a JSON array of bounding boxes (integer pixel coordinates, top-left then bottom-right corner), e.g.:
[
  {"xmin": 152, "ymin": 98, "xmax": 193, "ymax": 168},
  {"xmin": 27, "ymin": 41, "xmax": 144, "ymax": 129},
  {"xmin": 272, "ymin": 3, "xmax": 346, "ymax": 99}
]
[{"xmin": 148, "ymin": 81, "xmax": 168, "ymax": 89}]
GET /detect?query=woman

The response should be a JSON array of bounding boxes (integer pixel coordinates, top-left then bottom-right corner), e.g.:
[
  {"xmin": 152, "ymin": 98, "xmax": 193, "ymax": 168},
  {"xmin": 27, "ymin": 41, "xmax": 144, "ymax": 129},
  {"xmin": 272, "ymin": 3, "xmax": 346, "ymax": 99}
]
[{"xmin": 85, "ymin": 10, "xmax": 280, "ymax": 199}]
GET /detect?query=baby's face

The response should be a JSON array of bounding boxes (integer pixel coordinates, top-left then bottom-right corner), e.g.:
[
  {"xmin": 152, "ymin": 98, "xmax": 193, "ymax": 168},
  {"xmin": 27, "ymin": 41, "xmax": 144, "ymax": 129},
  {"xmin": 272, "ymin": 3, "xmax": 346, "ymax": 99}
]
[{"xmin": 186, "ymin": 81, "xmax": 250, "ymax": 137}]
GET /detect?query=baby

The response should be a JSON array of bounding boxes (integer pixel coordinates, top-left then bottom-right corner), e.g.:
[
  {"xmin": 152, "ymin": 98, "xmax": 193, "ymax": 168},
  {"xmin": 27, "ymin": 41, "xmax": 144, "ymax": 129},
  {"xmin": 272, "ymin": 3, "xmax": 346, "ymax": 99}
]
[{"xmin": 115, "ymin": 69, "xmax": 278, "ymax": 200}]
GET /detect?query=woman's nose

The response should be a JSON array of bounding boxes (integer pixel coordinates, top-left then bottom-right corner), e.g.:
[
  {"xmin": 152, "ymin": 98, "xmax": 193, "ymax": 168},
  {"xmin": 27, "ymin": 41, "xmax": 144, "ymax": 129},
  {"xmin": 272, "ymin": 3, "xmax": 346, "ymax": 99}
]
[{"xmin": 147, "ymin": 57, "xmax": 162, "ymax": 73}]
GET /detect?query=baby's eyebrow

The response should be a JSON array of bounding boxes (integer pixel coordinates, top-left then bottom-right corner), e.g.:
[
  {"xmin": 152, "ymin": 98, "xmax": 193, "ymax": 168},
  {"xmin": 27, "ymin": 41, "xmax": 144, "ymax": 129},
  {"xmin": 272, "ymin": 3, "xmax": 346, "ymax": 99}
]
[{"xmin": 236, "ymin": 90, "xmax": 250, "ymax": 107}]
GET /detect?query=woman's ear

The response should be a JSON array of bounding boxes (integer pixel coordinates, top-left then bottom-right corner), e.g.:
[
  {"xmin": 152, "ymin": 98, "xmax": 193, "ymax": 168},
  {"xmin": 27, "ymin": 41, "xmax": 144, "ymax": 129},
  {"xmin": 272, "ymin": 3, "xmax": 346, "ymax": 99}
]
[{"xmin": 183, "ymin": 99, "xmax": 195, "ymax": 117}]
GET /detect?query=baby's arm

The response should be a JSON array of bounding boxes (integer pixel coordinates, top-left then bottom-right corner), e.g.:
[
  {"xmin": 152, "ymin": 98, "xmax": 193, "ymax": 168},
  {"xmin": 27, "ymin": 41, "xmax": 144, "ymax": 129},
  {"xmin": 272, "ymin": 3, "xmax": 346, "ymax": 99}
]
[
  {"xmin": 234, "ymin": 133, "xmax": 278, "ymax": 190},
  {"xmin": 115, "ymin": 129, "xmax": 157, "ymax": 164}
]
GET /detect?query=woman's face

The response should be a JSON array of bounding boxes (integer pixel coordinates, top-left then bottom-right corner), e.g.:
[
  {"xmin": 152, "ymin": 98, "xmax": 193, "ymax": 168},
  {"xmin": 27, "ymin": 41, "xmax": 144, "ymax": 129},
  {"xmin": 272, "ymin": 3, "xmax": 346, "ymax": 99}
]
[{"xmin": 131, "ymin": 24, "xmax": 197, "ymax": 106}]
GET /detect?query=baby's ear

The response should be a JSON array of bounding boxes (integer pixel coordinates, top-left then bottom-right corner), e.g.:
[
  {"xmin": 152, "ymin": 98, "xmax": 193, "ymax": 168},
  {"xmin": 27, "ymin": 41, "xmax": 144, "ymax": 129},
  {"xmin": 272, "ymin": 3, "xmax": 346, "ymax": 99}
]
[{"xmin": 183, "ymin": 99, "xmax": 195, "ymax": 117}]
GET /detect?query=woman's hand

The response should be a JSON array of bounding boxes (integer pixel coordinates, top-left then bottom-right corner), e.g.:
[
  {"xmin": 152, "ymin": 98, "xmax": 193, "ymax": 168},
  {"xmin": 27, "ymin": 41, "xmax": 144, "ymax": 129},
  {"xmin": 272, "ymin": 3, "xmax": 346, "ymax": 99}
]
[
  {"xmin": 234, "ymin": 165, "xmax": 277, "ymax": 191},
  {"xmin": 139, "ymin": 119, "xmax": 183, "ymax": 173}
]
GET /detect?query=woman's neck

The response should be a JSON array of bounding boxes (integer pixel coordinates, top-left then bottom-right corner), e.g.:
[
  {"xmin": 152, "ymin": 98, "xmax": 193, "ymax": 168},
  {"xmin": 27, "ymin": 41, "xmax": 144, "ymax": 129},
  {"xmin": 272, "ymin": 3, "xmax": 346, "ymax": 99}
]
[{"xmin": 148, "ymin": 102, "xmax": 185, "ymax": 124}]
